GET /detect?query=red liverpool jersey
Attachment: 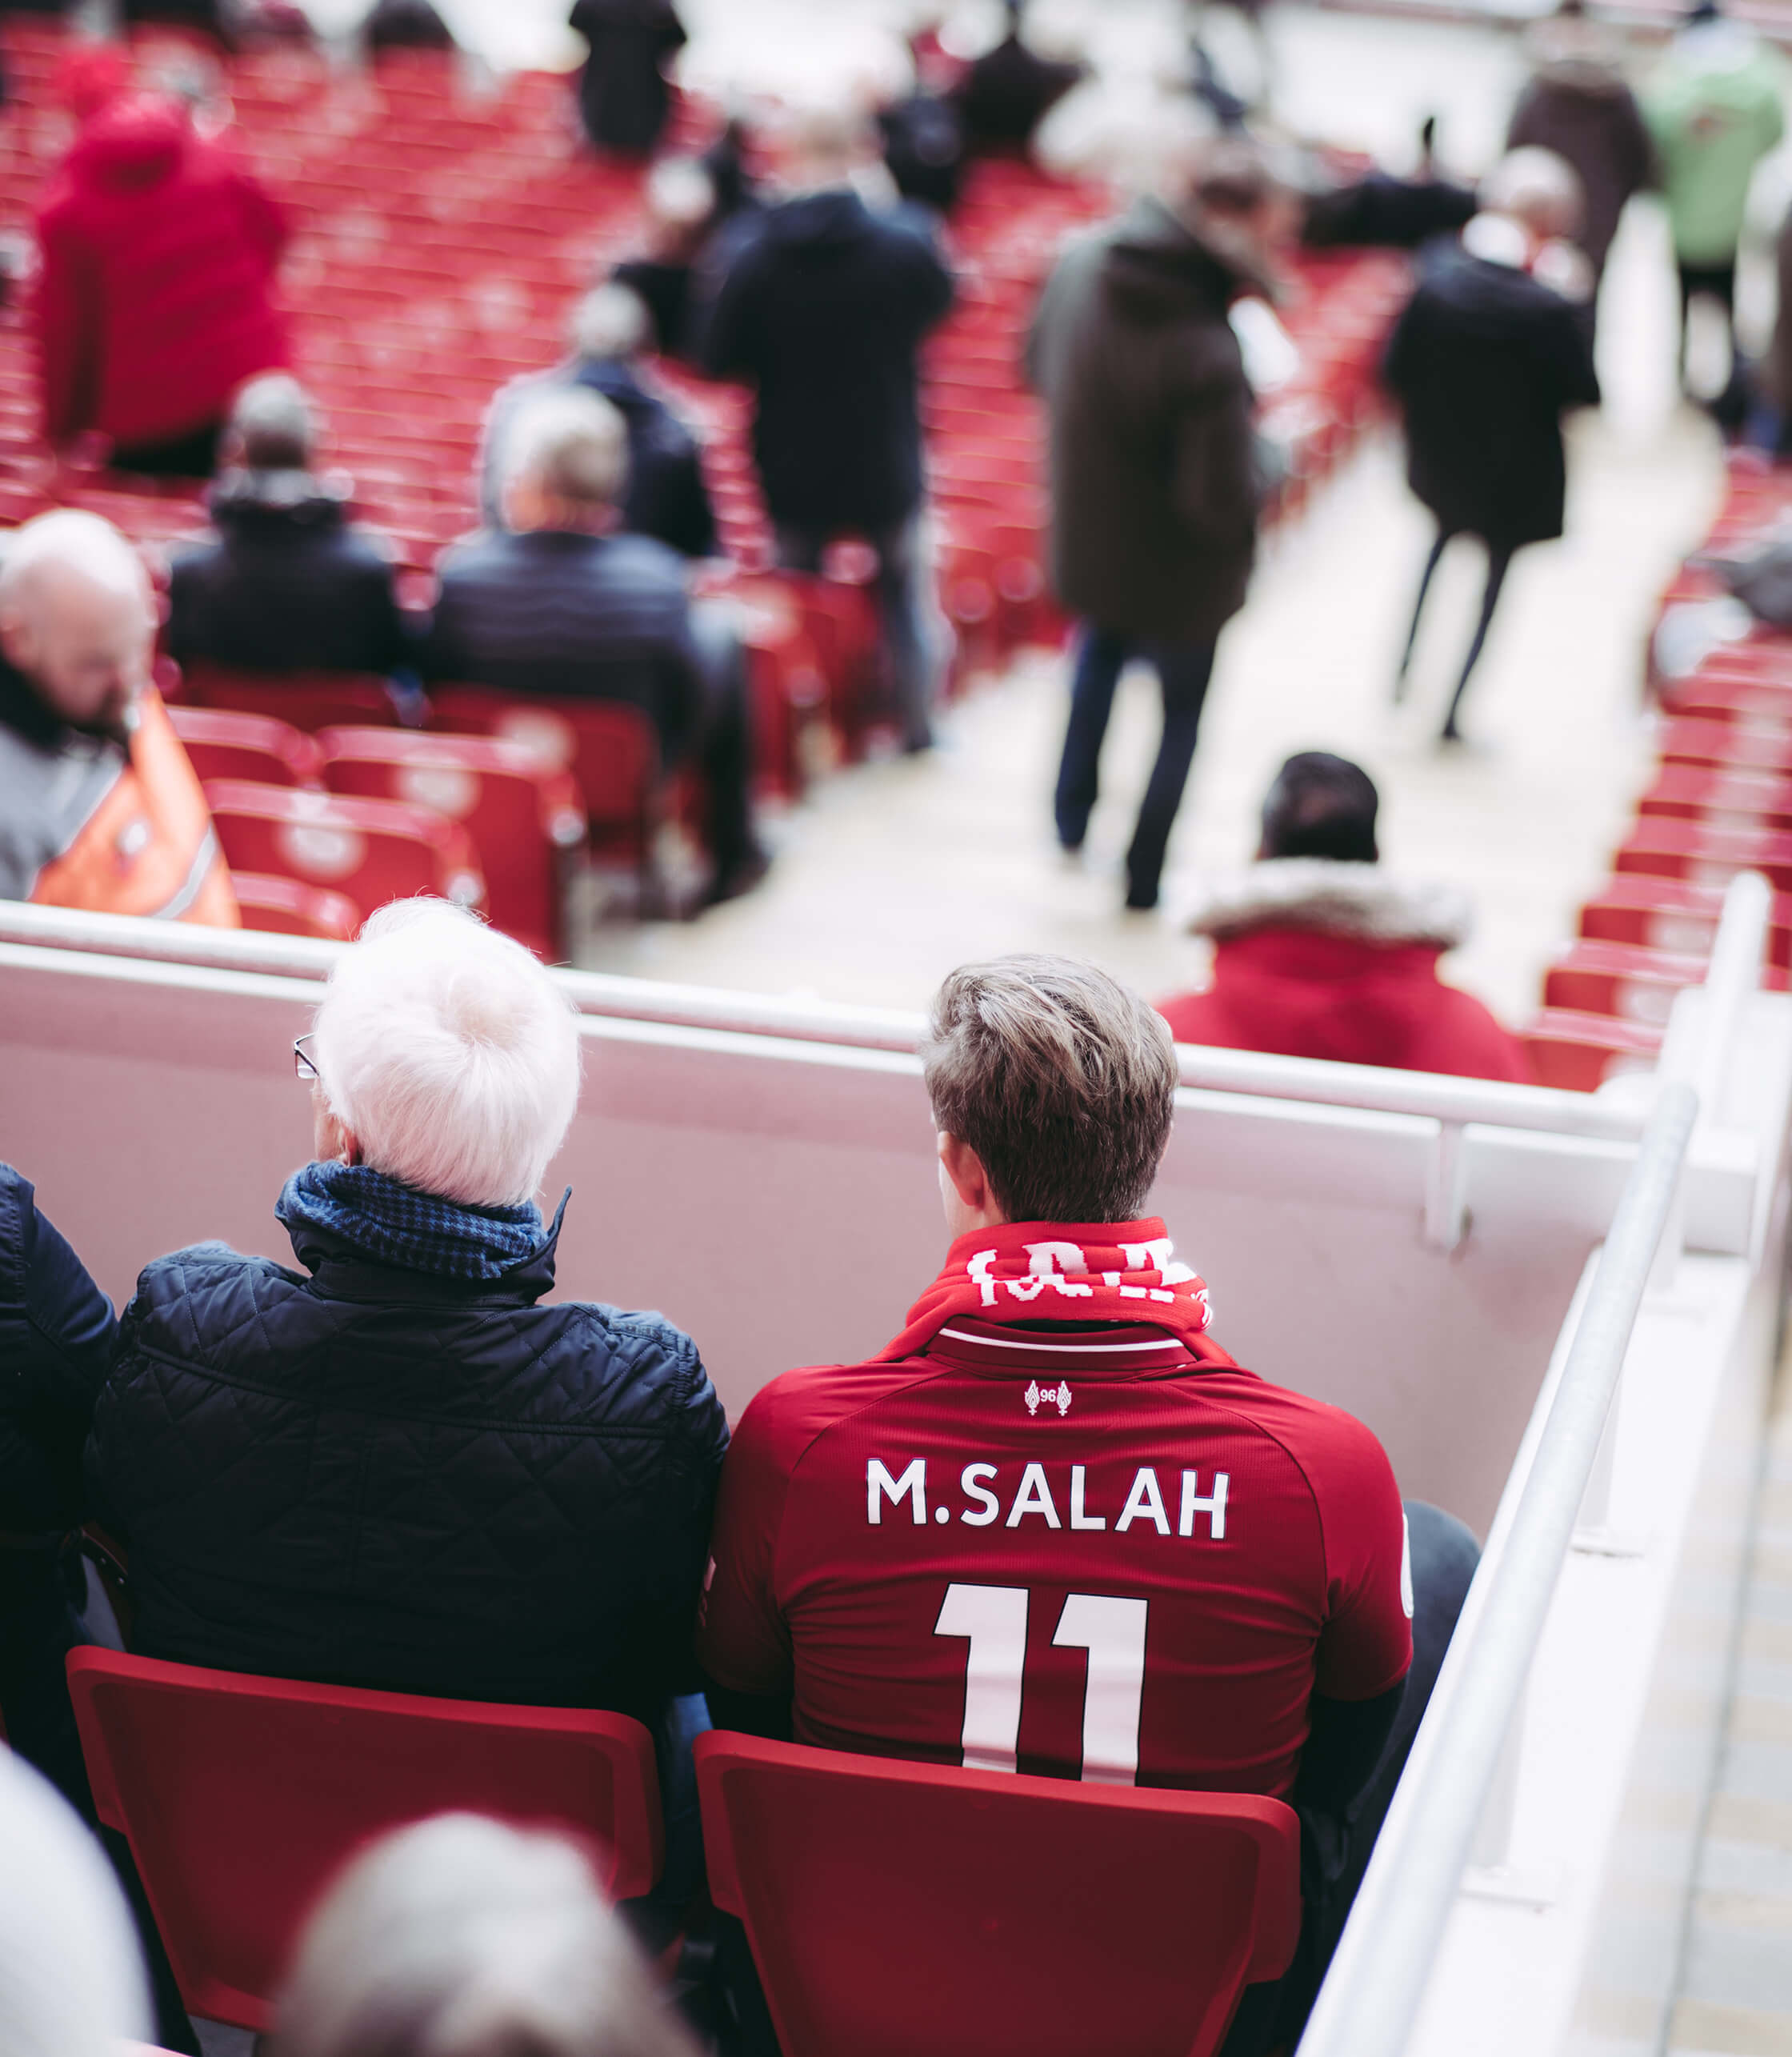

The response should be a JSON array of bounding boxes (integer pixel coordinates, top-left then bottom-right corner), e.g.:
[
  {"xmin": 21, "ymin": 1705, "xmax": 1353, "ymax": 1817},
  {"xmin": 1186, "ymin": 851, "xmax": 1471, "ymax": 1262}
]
[{"xmin": 698, "ymin": 1308, "xmax": 1412, "ymax": 1799}]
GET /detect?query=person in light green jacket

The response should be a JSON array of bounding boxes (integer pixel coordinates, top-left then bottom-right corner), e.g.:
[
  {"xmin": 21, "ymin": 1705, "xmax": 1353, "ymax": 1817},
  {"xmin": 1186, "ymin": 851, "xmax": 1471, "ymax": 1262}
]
[{"xmin": 1644, "ymin": 0, "xmax": 1786, "ymax": 389}]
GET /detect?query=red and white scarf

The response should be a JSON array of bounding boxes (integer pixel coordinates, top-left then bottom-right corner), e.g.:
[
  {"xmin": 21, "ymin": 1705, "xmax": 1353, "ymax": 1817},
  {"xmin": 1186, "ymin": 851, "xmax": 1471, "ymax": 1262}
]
[{"xmin": 879, "ymin": 1218, "xmax": 1234, "ymax": 1366}]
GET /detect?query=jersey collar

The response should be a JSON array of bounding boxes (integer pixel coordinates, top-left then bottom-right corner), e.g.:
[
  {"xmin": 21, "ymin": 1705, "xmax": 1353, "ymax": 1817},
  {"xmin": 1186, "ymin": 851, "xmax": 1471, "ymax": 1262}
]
[{"xmin": 922, "ymin": 1312, "xmax": 1199, "ymax": 1379}]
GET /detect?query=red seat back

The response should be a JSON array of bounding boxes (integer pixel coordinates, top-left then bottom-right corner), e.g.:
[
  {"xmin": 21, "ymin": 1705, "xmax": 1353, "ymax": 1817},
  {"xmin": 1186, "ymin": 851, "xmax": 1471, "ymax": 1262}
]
[
  {"xmin": 166, "ymin": 705, "xmax": 323, "ymax": 789},
  {"xmin": 318, "ymin": 727, "xmax": 585, "ymax": 960},
  {"xmin": 424, "ymin": 686, "xmax": 658, "ymax": 858},
  {"xmin": 203, "ymin": 779, "xmax": 485, "ymax": 916},
  {"xmin": 1578, "ymin": 873, "xmax": 1792, "ymax": 970},
  {"xmin": 182, "ymin": 663, "xmax": 403, "ymax": 732},
  {"xmin": 68, "ymin": 1649, "xmax": 663, "ymax": 2033},
  {"xmin": 230, "ymin": 870, "xmax": 362, "ymax": 940},
  {"xmin": 1523, "ymin": 1008, "xmax": 1664, "ymax": 1091},
  {"xmin": 695, "ymin": 1732, "xmax": 1301, "ymax": 2057}
]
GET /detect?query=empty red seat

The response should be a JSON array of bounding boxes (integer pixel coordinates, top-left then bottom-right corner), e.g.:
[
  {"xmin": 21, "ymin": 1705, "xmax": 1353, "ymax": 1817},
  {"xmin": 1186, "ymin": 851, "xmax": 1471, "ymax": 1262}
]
[
  {"xmin": 1523, "ymin": 1009, "xmax": 1664, "ymax": 1091},
  {"xmin": 1542, "ymin": 938, "xmax": 1717, "ymax": 1026},
  {"xmin": 181, "ymin": 663, "xmax": 404, "ymax": 732},
  {"xmin": 695, "ymin": 1731, "xmax": 1301, "ymax": 2057},
  {"xmin": 1638, "ymin": 760, "xmax": 1792, "ymax": 833},
  {"xmin": 1578, "ymin": 873, "xmax": 1792, "ymax": 970},
  {"xmin": 318, "ymin": 727, "xmax": 585, "ymax": 960},
  {"xmin": 1615, "ymin": 814, "xmax": 1792, "ymax": 894},
  {"xmin": 423, "ymin": 686, "xmax": 660, "ymax": 870},
  {"xmin": 68, "ymin": 1647, "xmax": 663, "ymax": 2032},
  {"xmin": 1658, "ymin": 714, "xmax": 1792, "ymax": 775},
  {"xmin": 230, "ymin": 870, "xmax": 362, "ymax": 940},
  {"xmin": 204, "ymin": 779, "xmax": 484, "ymax": 917},
  {"xmin": 166, "ymin": 705, "xmax": 322, "ymax": 788}
]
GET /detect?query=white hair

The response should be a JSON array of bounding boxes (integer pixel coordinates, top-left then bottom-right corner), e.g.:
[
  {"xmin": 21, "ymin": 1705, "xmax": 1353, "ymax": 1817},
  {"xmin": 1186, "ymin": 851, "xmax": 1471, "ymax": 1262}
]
[
  {"xmin": 502, "ymin": 388, "xmax": 630, "ymax": 510},
  {"xmin": 642, "ymin": 155, "xmax": 714, "ymax": 231},
  {"xmin": 572, "ymin": 283, "xmax": 651, "ymax": 363},
  {"xmin": 1480, "ymin": 146, "xmax": 1584, "ymax": 241},
  {"xmin": 311, "ymin": 898, "xmax": 581, "ymax": 1207},
  {"xmin": 0, "ymin": 1752, "xmax": 152, "ymax": 2057},
  {"xmin": 276, "ymin": 1815, "xmax": 700, "ymax": 2057},
  {"xmin": 230, "ymin": 372, "xmax": 318, "ymax": 470},
  {"xmin": 0, "ymin": 509, "xmax": 149, "ymax": 612}
]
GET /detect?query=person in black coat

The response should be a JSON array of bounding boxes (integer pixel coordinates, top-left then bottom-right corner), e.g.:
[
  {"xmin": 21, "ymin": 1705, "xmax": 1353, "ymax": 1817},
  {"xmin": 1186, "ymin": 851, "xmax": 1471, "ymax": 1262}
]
[
  {"xmin": 704, "ymin": 110, "xmax": 954, "ymax": 752},
  {"xmin": 478, "ymin": 283, "xmax": 718, "ymax": 558},
  {"xmin": 166, "ymin": 376, "xmax": 410, "ymax": 678},
  {"xmin": 0, "ymin": 1162, "xmax": 114, "ymax": 1809},
  {"xmin": 86, "ymin": 900, "xmax": 730, "ymax": 1929},
  {"xmin": 953, "ymin": 0, "xmax": 1083, "ymax": 155},
  {"xmin": 569, "ymin": 0, "xmax": 685, "ymax": 156},
  {"xmin": 1383, "ymin": 150, "xmax": 1600, "ymax": 742}
]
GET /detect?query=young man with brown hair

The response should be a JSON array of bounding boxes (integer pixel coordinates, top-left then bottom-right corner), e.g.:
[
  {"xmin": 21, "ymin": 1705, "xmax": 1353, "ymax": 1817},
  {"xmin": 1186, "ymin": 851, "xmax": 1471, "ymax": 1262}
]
[{"xmin": 697, "ymin": 953, "xmax": 1478, "ymax": 2050}]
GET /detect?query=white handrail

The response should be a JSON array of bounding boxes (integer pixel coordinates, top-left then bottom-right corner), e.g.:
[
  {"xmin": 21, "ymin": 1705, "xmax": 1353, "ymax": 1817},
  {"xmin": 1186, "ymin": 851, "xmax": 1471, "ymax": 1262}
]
[{"xmin": 1294, "ymin": 1081, "xmax": 1700, "ymax": 2057}]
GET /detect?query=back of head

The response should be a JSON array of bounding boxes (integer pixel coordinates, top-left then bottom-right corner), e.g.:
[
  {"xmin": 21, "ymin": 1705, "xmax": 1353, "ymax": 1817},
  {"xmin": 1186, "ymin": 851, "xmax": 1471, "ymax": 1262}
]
[
  {"xmin": 311, "ymin": 898, "xmax": 581, "ymax": 1207},
  {"xmin": 571, "ymin": 282, "xmax": 651, "ymax": 364},
  {"xmin": 230, "ymin": 373, "xmax": 318, "ymax": 470},
  {"xmin": 783, "ymin": 100, "xmax": 874, "ymax": 192},
  {"xmin": 276, "ymin": 1815, "xmax": 699, "ymax": 2057},
  {"xmin": 1478, "ymin": 145, "xmax": 1584, "ymax": 242},
  {"xmin": 502, "ymin": 387, "xmax": 630, "ymax": 519},
  {"xmin": 1259, "ymin": 751, "xmax": 1380, "ymax": 864},
  {"xmin": 923, "ymin": 954, "xmax": 1177, "ymax": 1223},
  {"xmin": 0, "ymin": 509, "xmax": 154, "ymax": 729},
  {"xmin": 0, "ymin": 1752, "xmax": 152, "ymax": 2057}
]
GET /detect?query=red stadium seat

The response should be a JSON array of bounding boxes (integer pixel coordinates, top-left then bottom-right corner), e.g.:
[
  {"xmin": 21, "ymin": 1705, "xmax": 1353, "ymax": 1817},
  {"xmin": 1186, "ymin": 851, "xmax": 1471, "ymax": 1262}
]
[
  {"xmin": 1615, "ymin": 815, "xmax": 1792, "ymax": 894},
  {"xmin": 204, "ymin": 780, "xmax": 485, "ymax": 916},
  {"xmin": 1523, "ymin": 1010, "xmax": 1665, "ymax": 1092},
  {"xmin": 1639, "ymin": 761, "xmax": 1792, "ymax": 833},
  {"xmin": 181, "ymin": 663, "xmax": 406, "ymax": 732},
  {"xmin": 1542, "ymin": 938, "xmax": 1718, "ymax": 1026},
  {"xmin": 318, "ymin": 727, "xmax": 586, "ymax": 960},
  {"xmin": 1578, "ymin": 874, "xmax": 1792, "ymax": 970},
  {"xmin": 230, "ymin": 871, "xmax": 362, "ymax": 940},
  {"xmin": 1658, "ymin": 714, "xmax": 1792, "ymax": 774},
  {"xmin": 166, "ymin": 705, "xmax": 323, "ymax": 788},
  {"xmin": 695, "ymin": 1731, "xmax": 1302, "ymax": 2057},
  {"xmin": 67, "ymin": 1648, "xmax": 663, "ymax": 2033},
  {"xmin": 422, "ymin": 686, "xmax": 660, "ymax": 871}
]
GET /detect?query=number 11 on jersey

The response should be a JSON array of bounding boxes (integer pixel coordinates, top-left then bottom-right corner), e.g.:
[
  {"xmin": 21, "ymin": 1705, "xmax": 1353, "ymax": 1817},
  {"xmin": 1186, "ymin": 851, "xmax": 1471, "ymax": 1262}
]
[{"xmin": 934, "ymin": 1582, "xmax": 1149, "ymax": 1785}]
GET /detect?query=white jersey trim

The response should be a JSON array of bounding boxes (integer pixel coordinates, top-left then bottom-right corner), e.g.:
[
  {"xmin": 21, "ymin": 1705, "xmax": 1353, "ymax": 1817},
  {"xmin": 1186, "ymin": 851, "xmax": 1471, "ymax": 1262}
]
[{"xmin": 937, "ymin": 1327, "xmax": 1185, "ymax": 1355}]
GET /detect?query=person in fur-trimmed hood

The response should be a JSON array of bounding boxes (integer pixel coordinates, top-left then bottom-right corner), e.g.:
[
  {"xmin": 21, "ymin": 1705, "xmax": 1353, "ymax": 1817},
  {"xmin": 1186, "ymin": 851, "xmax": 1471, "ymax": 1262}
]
[{"xmin": 1159, "ymin": 752, "xmax": 1533, "ymax": 1083}]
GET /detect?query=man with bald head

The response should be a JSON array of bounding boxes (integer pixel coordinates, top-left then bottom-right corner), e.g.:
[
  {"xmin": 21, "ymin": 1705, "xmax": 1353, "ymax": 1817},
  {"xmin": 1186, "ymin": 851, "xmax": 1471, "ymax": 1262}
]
[{"xmin": 0, "ymin": 510, "xmax": 238, "ymax": 923}]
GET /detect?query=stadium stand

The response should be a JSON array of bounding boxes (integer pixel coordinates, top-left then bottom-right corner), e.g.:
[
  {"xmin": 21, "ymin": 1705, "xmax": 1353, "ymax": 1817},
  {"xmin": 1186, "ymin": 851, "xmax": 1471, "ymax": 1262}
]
[
  {"xmin": 0, "ymin": 18, "xmax": 1408, "ymax": 950},
  {"xmin": 1526, "ymin": 453, "xmax": 1792, "ymax": 1088}
]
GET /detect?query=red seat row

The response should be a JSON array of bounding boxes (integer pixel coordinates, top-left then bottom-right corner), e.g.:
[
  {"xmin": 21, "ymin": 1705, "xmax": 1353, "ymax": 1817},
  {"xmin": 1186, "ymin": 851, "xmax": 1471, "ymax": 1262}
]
[{"xmin": 73, "ymin": 1645, "xmax": 1298, "ymax": 2057}]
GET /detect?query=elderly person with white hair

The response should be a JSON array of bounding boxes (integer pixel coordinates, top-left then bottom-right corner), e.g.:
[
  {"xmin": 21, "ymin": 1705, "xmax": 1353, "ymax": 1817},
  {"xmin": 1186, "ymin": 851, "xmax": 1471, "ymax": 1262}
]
[
  {"xmin": 278, "ymin": 1815, "xmax": 701, "ymax": 2057},
  {"xmin": 428, "ymin": 389, "xmax": 765, "ymax": 906},
  {"xmin": 0, "ymin": 507, "xmax": 237, "ymax": 923},
  {"xmin": 88, "ymin": 896, "xmax": 729, "ymax": 1759},
  {"xmin": 477, "ymin": 284, "xmax": 718, "ymax": 559},
  {"xmin": 166, "ymin": 373, "xmax": 410, "ymax": 678},
  {"xmin": 1383, "ymin": 145, "xmax": 1601, "ymax": 743}
]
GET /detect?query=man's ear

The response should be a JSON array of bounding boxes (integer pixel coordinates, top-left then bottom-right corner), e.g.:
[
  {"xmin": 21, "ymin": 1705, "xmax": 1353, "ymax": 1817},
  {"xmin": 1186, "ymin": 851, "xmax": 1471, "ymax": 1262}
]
[
  {"xmin": 937, "ymin": 1131, "xmax": 992, "ymax": 1215},
  {"xmin": 0, "ymin": 606, "xmax": 30, "ymax": 671}
]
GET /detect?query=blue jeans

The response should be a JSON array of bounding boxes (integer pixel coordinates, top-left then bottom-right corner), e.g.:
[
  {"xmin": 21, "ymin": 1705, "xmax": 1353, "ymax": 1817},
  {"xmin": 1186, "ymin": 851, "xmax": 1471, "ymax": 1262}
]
[
  {"xmin": 1053, "ymin": 625, "xmax": 1218, "ymax": 908},
  {"xmin": 774, "ymin": 518, "xmax": 937, "ymax": 752}
]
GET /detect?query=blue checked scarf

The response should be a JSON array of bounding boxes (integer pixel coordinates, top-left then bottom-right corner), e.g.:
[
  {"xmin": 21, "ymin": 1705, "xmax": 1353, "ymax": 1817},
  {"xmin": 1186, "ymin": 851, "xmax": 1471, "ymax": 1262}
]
[{"xmin": 277, "ymin": 1160, "xmax": 550, "ymax": 1282}]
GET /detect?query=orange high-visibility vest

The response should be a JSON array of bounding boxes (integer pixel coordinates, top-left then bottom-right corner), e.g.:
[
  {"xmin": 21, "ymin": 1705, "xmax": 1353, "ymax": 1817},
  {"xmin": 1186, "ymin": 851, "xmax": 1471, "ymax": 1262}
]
[{"xmin": 30, "ymin": 686, "xmax": 239, "ymax": 926}]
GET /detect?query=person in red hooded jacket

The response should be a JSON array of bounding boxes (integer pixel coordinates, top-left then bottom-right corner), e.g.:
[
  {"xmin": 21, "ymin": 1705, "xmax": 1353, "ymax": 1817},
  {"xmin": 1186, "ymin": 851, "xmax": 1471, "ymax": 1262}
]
[
  {"xmin": 1158, "ymin": 752, "xmax": 1533, "ymax": 1083},
  {"xmin": 34, "ymin": 92, "xmax": 289, "ymax": 477}
]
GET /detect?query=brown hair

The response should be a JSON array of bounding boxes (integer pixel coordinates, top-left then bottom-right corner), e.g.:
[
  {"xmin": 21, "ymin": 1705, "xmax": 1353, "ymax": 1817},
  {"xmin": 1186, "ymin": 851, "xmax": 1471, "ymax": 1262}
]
[{"xmin": 922, "ymin": 955, "xmax": 1178, "ymax": 1225}]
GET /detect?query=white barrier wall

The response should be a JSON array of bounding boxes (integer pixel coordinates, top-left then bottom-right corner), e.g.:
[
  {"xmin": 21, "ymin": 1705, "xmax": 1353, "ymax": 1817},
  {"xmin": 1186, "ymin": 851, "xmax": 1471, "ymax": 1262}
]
[{"xmin": 0, "ymin": 913, "xmax": 1762, "ymax": 1536}]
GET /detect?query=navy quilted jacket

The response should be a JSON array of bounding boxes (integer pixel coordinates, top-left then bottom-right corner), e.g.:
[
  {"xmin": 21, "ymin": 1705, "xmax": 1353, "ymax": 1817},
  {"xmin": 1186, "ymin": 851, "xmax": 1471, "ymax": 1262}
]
[
  {"xmin": 86, "ymin": 1203, "xmax": 729, "ymax": 1716},
  {"xmin": 0, "ymin": 1163, "xmax": 117, "ymax": 1537}
]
